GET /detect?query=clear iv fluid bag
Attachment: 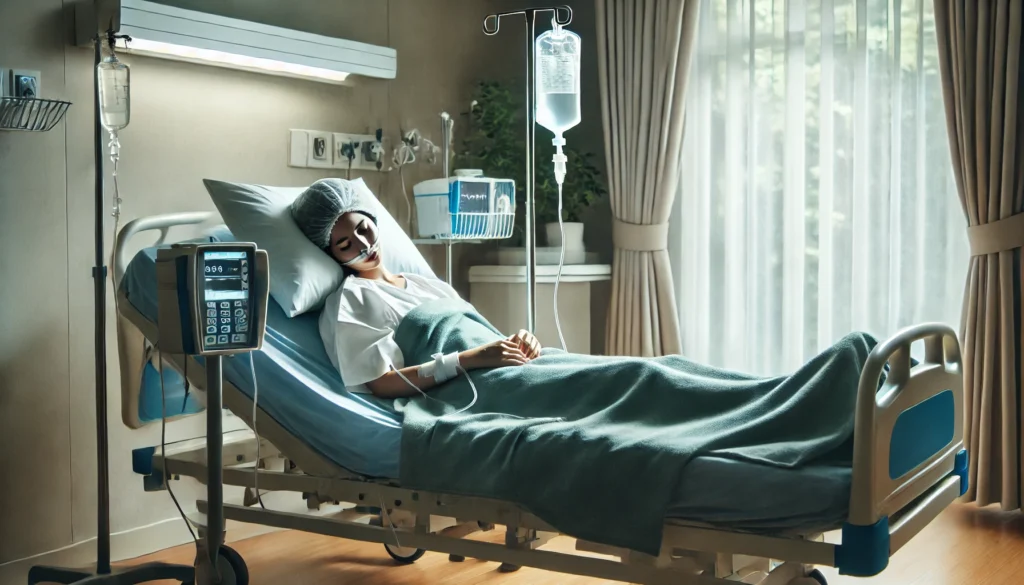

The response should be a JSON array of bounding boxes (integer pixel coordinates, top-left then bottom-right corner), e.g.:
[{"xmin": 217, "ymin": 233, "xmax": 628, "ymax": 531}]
[
  {"xmin": 97, "ymin": 52, "xmax": 130, "ymax": 133},
  {"xmin": 535, "ymin": 25, "xmax": 581, "ymax": 136}
]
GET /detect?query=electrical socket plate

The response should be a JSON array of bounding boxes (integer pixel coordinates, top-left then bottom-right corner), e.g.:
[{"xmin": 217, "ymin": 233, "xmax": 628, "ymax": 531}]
[
  {"xmin": 11, "ymin": 69, "xmax": 41, "ymax": 98},
  {"xmin": 333, "ymin": 133, "xmax": 381, "ymax": 171},
  {"xmin": 306, "ymin": 131, "xmax": 333, "ymax": 169}
]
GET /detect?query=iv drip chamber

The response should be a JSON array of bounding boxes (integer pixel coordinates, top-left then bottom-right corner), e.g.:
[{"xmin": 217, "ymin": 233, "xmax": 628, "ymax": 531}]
[{"xmin": 535, "ymin": 23, "xmax": 581, "ymax": 136}]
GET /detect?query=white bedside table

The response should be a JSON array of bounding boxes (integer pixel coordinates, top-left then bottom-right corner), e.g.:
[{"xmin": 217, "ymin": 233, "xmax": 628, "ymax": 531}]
[{"xmin": 468, "ymin": 264, "xmax": 612, "ymax": 355}]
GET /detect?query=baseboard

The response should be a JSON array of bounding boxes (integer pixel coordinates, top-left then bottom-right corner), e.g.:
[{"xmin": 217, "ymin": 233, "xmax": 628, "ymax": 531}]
[{"xmin": 0, "ymin": 495, "xmax": 303, "ymax": 585}]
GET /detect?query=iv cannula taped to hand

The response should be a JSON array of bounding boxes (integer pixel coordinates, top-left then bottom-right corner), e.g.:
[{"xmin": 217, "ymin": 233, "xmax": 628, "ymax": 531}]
[{"xmin": 536, "ymin": 19, "xmax": 581, "ymax": 352}]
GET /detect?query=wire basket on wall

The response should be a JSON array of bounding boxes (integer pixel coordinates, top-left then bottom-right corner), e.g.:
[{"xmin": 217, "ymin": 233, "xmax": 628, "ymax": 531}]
[{"xmin": 0, "ymin": 97, "xmax": 71, "ymax": 132}]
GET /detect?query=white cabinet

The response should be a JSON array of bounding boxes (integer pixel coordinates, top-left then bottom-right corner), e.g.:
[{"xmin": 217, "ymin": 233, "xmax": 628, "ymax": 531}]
[{"xmin": 468, "ymin": 264, "xmax": 611, "ymax": 355}]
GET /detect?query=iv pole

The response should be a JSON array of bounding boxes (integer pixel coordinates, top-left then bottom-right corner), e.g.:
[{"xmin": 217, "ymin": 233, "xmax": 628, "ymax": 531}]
[
  {"xmin": 440, "ymin": 112, "xmax": 454, "ymax": 283},
  {"xmin": 482, "ymin": 6, "xmax": 572, "ymax": 334},
  {"xmin": 29, "ymin": 4, "xmax": 193, "ymax": 584}
]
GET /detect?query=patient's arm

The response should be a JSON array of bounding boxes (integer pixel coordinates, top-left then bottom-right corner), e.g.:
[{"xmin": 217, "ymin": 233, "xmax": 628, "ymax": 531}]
[
  {"xmin": 366, "ymin": 366, "xmax": 442, "ymax": 398},
  {"xmin": 365, "ymin": 337, "xmax": 530, "ymax": 398}
]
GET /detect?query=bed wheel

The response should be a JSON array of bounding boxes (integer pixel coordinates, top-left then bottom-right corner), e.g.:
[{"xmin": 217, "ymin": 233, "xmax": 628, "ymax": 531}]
[
  {"xmin": 789, "ymin": 569, "xmax": 827, "ymax": 585},
  {"xmin": 449, "ymin": 554, "xmax": 466, "ymax": 562},
  {"xmin": 193, "ymin": 546, "xmax": 247, "ymax": 585},
  {"xmin": 498, "ymin": 562, "xmax": 521, "ymax": 573},
  {"xmin": 219, "ymin": 546, "xmax": 249, "ymax": 585},
  {"xmin": 384, "ymin": 543, "xmax": 426, "ymax": 564}
]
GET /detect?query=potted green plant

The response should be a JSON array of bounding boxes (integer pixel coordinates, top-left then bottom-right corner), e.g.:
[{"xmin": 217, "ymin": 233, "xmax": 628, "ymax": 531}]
[{"xmin": 456, "ymin": 80, "xmax": 605, "ymax": 252}]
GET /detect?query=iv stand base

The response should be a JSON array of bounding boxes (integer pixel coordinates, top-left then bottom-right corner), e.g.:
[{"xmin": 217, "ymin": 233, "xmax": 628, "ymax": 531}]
[{"xmin": 27, "ymin": 563, "xmax": 193, "ymax": 585}]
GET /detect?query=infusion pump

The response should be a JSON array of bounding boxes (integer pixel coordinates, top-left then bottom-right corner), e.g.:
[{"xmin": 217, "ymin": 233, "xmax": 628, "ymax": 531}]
[{"xmin": 155, "ymin": 243, "xmax": 270, "ymax": 356}]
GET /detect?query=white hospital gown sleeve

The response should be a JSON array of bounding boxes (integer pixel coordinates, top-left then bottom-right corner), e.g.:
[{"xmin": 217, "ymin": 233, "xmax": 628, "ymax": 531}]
[{"xmin": 326, "ymin": 291, "xmax": 404, "ymax": 388}]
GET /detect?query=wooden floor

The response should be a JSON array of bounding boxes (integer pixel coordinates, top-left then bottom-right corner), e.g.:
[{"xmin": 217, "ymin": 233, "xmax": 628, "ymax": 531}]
[{"xmin": 125, "ymin": 503, "xmax": 1024, "ymax": 585}]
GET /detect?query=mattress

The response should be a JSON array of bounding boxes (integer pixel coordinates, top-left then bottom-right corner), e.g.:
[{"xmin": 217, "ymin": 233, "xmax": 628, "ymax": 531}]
[{"xmin": 121, "ymin": 244, "xmax": 852, "ymax": 534}]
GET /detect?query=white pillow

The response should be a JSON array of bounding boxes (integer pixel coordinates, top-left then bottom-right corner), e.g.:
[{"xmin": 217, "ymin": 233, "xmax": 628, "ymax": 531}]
[{"xmin": 203, "ymin": 177, "xmax": 435, "ymax": 317}]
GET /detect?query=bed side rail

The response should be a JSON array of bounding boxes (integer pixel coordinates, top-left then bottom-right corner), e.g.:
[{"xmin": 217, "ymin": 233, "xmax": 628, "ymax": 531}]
[
  {"xmin": 114, "ymin": 211, "xmax": 215, "ymax": 285},
  {"xmin": 836, "ymin": 323, "xmax": 965, "ymax": 576}
]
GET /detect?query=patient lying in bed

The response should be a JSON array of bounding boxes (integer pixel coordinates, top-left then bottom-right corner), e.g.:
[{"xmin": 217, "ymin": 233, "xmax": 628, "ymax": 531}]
[
  {"xmin": 291, "ymin": 179, "xmax": 889, "ymax": 555},
  {"xmin": 291, "ymin": 178, "xmax": 542, "ymax": 398}
]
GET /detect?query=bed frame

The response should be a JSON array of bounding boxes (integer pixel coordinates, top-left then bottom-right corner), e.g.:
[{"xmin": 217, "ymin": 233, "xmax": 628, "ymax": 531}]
[{"xmin": 114, "ymin": 213, "xmax": 968, "ymax": 585}]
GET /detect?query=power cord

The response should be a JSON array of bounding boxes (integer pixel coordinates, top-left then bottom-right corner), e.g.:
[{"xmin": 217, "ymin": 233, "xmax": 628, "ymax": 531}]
[
  {"xmin": 158, "ymin": 352, "xmax": 199, "ymax": 545},
  {"xmin": 247, "ymin": 353, "xmax": 266, "ymax": 509},
  {"xmin": 389, "ymin": 129, "xmax": 440, "ymax": 234},
  {"xmin": 340, "ymin": 141, "xmax": 358, "ymax": 180}
]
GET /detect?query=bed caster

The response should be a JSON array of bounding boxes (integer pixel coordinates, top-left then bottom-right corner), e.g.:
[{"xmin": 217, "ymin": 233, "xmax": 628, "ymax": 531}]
[
  {"xmin": 498, "ymin": 563, "xmax": 521, "ymax": 573},
  {"xmin": 789, "ymin": 569, "xmax": 827, "ymax": 585},
  {"xmin": 449, "ymin": 554, "xmax": 466, "ymax": 562},
  {"xmin": 384, "ymin": 543, "xmax": 426, "ymax": 564},
  {"xmin": 193, "ymin": 546, "xmax": 249, "ymax": 585}
]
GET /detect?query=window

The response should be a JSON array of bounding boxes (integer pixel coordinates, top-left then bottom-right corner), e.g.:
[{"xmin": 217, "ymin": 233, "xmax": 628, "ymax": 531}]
[{"xmin": 671, "ymin": 0, "xmax": 967, "ymax": 374}]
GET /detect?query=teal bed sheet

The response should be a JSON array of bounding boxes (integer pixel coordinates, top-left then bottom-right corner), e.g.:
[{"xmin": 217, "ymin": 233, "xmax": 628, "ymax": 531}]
[{"xmin": 394, "ymin": 299, "xmax": 871, "ymax": 555}]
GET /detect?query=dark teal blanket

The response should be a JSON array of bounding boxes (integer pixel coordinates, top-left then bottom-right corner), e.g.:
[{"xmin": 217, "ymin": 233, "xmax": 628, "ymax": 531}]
[{"xmin": 394, "ymin": 299, "xmax": 875, "ymax": 555}]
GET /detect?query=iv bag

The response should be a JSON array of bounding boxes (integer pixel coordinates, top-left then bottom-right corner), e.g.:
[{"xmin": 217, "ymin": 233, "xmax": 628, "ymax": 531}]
[
  {"xmin": 535, "ymin": 24, "xmax": 581, "ymax": 136},
  {"xmin": 97, "ymin": 50, "xmax": 130, "ymax": 133}
]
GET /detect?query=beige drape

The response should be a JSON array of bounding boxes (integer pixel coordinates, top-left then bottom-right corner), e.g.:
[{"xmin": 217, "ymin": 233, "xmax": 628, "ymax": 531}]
[
  {"xmin": 597, "ymin": 0, "xmax": 699, "ymax": 357},
  {"xmin": 934, "ymin": 0, "xmax": 1024, "ymax": 509}
]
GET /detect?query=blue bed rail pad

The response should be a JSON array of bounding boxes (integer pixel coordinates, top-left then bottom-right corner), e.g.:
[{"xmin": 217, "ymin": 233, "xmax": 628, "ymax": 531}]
[
  {"xmin": 133, "ymin": 446, "xmax": 156, "ymax": 476},
  {"xmin": 836, "ymin": 517, "xmax": 890, "ymax": 576},
  {"xmin": 888, "ymin": 389, "xmax": 955, "ymax": 479},
  {"xmin": 955, "ymin": 448, "xmax": 969, "ymax": 496}
]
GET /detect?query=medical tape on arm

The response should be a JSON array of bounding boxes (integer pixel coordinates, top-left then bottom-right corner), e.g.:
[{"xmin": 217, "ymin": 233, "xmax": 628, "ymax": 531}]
[{"xmin": 419, "ymin": 352, "xmax": 460, "ymax": 383}]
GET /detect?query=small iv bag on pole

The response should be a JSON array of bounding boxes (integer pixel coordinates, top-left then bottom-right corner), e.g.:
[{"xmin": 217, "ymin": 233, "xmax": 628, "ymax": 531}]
[
  {"xmin": 97, "ymin": 37, "xmax": 130, "ymax": 221},
  {"xmin": 535, "ymin": 20, "xmax": 581, "ymax": 352}
]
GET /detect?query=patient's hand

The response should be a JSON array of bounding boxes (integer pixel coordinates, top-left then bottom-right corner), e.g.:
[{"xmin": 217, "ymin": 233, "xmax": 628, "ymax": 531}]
[
  {"xmin": 510, "ymin": 329, "xmax": 542, "ymax": 360},
  {"xmin": 460, "ymin": 338, "xmax": 530, "ymax": 370}
]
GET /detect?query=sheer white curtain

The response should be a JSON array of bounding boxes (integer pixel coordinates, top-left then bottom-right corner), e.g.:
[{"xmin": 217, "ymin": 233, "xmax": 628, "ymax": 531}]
[{"xmin": 671, "ymin": 0, "xmax": 968, "ymax": 375}]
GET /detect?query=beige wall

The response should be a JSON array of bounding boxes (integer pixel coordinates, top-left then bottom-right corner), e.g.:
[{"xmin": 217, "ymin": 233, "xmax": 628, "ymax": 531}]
[
  {"xmin": 0, "ymin": 0, "xmax": 73, "ymax": 564},
  {"xmin": 0, "ymin": 0, "xmax": 607, "ymax": 574}
]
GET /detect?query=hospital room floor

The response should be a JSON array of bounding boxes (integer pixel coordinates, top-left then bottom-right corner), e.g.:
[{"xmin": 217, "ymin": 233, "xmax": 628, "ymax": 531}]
[{"xmin": 123, "ymin": 503, "xmax": 1023, "ymax": 584}]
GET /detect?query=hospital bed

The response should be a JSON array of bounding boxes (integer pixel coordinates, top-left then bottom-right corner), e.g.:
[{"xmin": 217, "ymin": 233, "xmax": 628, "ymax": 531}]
[{"xmin": 114, "ymin": 211, "xmax": 968, "ymax": 585}]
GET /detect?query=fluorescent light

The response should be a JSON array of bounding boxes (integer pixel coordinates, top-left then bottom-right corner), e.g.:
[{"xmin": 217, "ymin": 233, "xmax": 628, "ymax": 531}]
[
  {"xmin": 96, "ymin": 0, "xmax": 397, "ymax": 84},
  {"xmin": 126, "ymin": 38, "xmax": 350, "ymax": 84}
]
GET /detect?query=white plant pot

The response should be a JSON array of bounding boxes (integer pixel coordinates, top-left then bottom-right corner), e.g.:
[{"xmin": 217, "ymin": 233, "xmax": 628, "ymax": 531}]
[{"xmin": 545, "ymin": 221, "xmax": 585, "ymax": 251}]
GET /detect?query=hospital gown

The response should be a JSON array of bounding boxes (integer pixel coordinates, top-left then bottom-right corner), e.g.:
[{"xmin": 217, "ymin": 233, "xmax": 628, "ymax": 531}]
[{"xmin": 319, "ymin": 273, "xmax": 461, "ymax": 392}]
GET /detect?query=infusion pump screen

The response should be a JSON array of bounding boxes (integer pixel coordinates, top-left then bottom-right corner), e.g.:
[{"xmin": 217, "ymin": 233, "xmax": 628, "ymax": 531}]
[{"xmin": 200, "ymin": 250, "xmax": 251, "ymax": 349}]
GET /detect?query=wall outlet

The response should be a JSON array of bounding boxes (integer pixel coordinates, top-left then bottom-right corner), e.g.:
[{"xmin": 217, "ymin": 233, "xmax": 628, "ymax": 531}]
[
  {"xmin": 11, "ymin": 69, "xmax": 41, "ymax": 98},
  {"xmin": 306, "ymin": 131, "xmax": 333, "ymax": 169},
  {"xmin": 288, "ymin": 129, "xmax": 384, "ymax": 171},
  {"xmin": 332, "ymin": 133, "xmax": 380, "ymax": 172}
]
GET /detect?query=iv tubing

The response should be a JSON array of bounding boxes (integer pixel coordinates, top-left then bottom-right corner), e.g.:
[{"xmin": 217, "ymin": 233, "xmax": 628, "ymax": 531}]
[{"xmin": 552, "ymin": 136, "xmax": 568, "ymax": 351}]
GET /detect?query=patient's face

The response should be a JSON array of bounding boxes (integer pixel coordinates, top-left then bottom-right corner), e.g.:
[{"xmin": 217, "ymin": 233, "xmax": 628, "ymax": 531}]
[{"xmin": 328, "ymin": 212, "xmax": 382, "ymax": 271}]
